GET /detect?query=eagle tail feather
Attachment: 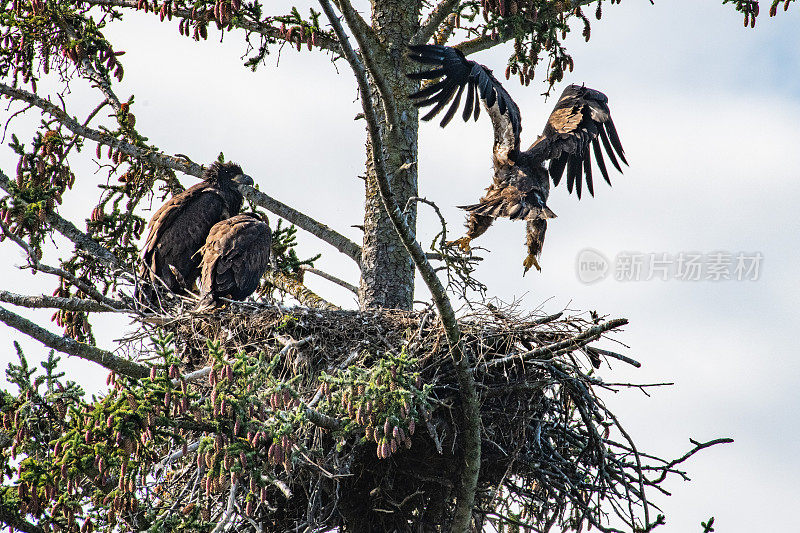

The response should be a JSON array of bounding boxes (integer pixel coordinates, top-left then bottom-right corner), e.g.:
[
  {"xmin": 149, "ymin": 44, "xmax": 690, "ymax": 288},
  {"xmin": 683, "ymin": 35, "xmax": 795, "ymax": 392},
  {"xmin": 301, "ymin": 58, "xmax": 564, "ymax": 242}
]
[{"xmin": 457, "ymin": 199, "xmax": 504, "ymax": 218}]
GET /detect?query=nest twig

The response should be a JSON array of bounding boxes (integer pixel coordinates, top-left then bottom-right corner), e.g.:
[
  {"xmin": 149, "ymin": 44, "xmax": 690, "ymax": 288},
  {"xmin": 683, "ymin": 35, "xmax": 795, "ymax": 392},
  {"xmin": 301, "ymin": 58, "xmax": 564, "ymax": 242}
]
[{"xmin": 114, "ymin": 301, "xmax": 729, "ymax": 532}]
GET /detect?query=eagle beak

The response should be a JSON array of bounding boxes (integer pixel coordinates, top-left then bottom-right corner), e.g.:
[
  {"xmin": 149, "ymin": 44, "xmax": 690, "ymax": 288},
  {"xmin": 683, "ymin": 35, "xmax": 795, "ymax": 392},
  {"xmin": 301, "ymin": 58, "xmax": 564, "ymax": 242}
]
[{"xmin": 233, "ymin": 174, "xmax": 254, "ymax": 186}]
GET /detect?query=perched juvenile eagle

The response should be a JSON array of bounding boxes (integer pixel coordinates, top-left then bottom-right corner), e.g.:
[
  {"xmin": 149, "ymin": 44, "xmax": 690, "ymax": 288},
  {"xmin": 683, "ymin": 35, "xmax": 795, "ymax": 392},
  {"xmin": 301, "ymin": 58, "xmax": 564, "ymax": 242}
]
[
  {"xmin": 407, "ymin": 45, "xmax": 627, "ymax": 273},
  {"xmin": 196, "ymin": 213, "xmax": 272, "ymax": 310},
  {"xmin": 139, "ymin": 161, "xmax": 253, "ymax": 295}
]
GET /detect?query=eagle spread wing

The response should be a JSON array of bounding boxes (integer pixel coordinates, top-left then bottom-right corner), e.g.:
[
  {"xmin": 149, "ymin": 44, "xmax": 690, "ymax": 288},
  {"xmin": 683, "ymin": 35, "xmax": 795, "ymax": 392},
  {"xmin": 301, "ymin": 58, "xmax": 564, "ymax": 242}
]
[
  {"xmin": 197, "ymin": 214, "xmax": 271, "ymax": 310},
  {"xmin": 408, "ymin": 44, "xmax": 522, "ymax": 165},
  {"xmin": 527, "ymin": 84, "xmax": 627, "ymax": 199}
]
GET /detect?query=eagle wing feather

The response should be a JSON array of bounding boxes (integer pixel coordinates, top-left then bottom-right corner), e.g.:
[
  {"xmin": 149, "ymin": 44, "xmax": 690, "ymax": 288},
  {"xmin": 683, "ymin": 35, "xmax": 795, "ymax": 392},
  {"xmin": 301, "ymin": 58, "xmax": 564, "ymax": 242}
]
[
  {"xmin": 198, "ymin": 215, "xmax": 271, "ymax": 305},
  {"xmin": 408, "ymin": 44, "xmax": 522, "ymax": 166},
  {"xmin": 140, "ymin": 183, "xmax": 229, "ymax": 290},
  {"xmin": 526, "ymin": 84, "xmax": 627, "ymax": 199}
]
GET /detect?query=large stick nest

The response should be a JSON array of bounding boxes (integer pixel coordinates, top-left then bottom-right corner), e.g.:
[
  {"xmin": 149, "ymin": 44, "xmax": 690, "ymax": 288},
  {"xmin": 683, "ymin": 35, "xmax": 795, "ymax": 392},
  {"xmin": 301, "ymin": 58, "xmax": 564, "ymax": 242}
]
[{"xmin": 120, "ymin": 301, "xmax": 700, "ymax": 532}]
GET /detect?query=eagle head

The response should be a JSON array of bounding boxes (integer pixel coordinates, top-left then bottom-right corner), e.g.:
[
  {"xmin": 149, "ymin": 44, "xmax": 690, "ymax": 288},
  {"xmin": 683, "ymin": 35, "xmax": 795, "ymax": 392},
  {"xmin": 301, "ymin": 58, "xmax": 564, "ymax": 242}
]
[
  {"xmin": 204, "ymin": 161, "xmax": 254, "ymax": 186},
  {"xmin": 242, "ymin": 211, "xmax": 270, "ymax": 226}
]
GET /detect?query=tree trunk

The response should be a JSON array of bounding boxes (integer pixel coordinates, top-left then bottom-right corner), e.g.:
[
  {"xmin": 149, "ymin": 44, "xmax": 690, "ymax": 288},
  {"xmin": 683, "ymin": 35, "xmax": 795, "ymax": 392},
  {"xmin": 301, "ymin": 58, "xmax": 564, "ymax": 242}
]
[{"xmin": 358, "ymin": 0, "xmax": 421, "ymax": 311}]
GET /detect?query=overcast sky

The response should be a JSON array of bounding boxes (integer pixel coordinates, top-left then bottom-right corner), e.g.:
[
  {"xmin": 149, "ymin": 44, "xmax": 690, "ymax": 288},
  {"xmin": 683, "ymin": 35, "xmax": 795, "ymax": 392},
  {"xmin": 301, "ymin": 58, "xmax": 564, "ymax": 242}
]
[{"xmin": 1, "ymin": 1, "xmax": 799, "ymax": 531}]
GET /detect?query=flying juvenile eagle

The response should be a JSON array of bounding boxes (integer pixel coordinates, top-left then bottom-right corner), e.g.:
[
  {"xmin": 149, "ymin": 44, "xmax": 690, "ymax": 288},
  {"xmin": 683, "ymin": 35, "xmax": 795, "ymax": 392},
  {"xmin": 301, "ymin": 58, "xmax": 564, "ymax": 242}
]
[
  {"xmin": 196, "ymin": 213, "xmax": 272, "ymax": 310},
  {"xmin": 139, "ymin": 161, "xmax": 253, "ymax": 295},
  {"xmin": 407, "ymin": 45, "xmax": 627, "ymax": 273}
]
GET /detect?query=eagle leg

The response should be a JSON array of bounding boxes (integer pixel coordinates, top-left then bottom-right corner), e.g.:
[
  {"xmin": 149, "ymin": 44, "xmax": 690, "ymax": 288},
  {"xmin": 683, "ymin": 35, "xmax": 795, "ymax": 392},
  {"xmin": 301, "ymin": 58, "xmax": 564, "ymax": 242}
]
[
  {"xmin": 447, "ymin": 212, "xmax": 495, "ymax": 252},
  {"xmin": 446, "ymin": 236, "xmax": 473, "ymax": 253},
  {"xmin": 522, "ymin": 253, "xmax": 541, "ymax": 275}
]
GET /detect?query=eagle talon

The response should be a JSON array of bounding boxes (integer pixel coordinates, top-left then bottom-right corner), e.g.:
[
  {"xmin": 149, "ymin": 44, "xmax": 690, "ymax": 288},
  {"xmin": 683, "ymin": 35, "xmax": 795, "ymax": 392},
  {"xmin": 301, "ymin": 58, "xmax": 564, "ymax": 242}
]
[
  {"xmin": 446, "ymin": 236, "xmax": 473, "ymax": 253},
  {"xmin": 522, "ymin": 254, "xmax": 541, "ymax": 275}
]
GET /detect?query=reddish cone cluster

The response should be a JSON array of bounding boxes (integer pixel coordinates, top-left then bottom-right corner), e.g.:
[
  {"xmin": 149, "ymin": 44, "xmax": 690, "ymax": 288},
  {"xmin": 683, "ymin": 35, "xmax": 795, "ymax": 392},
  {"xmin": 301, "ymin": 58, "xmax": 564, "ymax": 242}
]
[
  {"xmin": 277, "ymin": 23, "xmax": 318, "ymax": 51},
  {"xmin": 322, "ymin": 355, "xmax": 428, "ymax": 461}
]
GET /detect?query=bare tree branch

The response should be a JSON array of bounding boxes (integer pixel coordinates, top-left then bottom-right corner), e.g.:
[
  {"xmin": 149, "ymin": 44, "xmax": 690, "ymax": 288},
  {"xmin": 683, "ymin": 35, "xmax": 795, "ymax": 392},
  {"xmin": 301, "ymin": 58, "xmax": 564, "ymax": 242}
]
[
  {"xmin": 265, "ymin": 271, "xmax": 341, "ymax": 311},
  {"xmin": 84, "ymin": 0, "xmax": 342, "ymax": 54},
  {"xmin": 0, "ymin": 82, "xmax": 203, "ymax": 177},
  {"xmin": 433, "ymin": 14, "xmax": 458, "ymax": 46},
  {"xmin": 157, "ymin": 440, "xmax": 201, "ymax": 470},
  {"xmin": 456, "ymin": 0, "xmax": 598, "ymax": 56},
  {"xmin": 480, "ymin": 318, "xmax": 629, "ymax": 370},
  {"xmin": 27, "ymin": 262, "xmax": 123, "ymax": 307},
  {"xmin": 333, "ymin": 0, "xmax": 377, "ymax": 50},
  {"xmin": 300, "ymin": 266, "xmax": 358, "ymax": 295},
  {"xmin": 411, "ymin": 0, "xmax": 460, "ymax": 46},
  {"xmin": 304, "ymin": 405, "xmax": 342, "ymax": 430},
  {"xmin": 0, "ymin": 215, "xmax": 124, "ymax": 307},
  {"xmin": 275, "ymin": 333, "xmax": 315, "ymax": 352},
  {"xmin": 0, "ymin": 304, "xmax": 148, "ymax": 378},
  {"xmin": 645, "ymin": 438, "xmax": 734, "ymax": 486},
  {"xmin": 0, "ymin": 83, "xmax": 364, "ymax": 267},
  {"xmin": 55, "ymin": 98, "xmax": 109, "ymax": 173},
  {"xmin": 242, "ymin": 186, "xmax": 362, "ymax": 267},
  {"xmin": 181, "ymin": 366, "xmax": 212, "ymax": 383},
  {"xmin": 211, "ymin": 480, "xmax": 238, "ymax": 533},
  {"xmin": 0, "ymin": 290, "xmax": 126, "ymax": 313},
  {"xmin": 455, "ymin": 33, "xmax": 502, "ymax": 56},
  {"xmin": 587, "ymin": 346, "xmax": 641, "ymax": 368},
  {"xmin": 600, "ymin": 406, "xmax": 651, "ymax": 528},
  {"xmin": 43, "ymin": 208, "xmax": 120, "ymax": 267},
  {"xmin": 317, "ymin": 2, "xmax": 480, "ymax": 530},
  {"xmin": 333, "ymin": 0, "xmax": 401, "ymax": 138},
  {"xmin": 59, "ymin": 19, "xmax": 126, "ymax": 114}
]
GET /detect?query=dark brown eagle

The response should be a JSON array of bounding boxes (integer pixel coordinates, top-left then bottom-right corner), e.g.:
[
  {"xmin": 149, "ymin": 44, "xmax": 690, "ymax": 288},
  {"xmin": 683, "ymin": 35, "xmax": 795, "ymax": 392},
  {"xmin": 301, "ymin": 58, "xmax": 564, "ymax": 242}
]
[
  {"xmin": 408, "ymin": 45, "xmax": 627, "ymax": 273},
  {"xmin": 196, "ymin": 213, "xmax": 272, "ymax": 310},
  {"xmin": 139, "ymin": 161, "xmax": 253, "ymax": 295}
]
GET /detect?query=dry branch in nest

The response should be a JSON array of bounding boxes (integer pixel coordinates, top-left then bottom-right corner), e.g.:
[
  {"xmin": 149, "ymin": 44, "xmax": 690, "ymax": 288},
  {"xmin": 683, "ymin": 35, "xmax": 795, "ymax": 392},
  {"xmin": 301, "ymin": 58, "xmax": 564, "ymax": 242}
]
[{"xmin": 83, "ymin": 301, "xmax": 729, "ymax": 533}]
